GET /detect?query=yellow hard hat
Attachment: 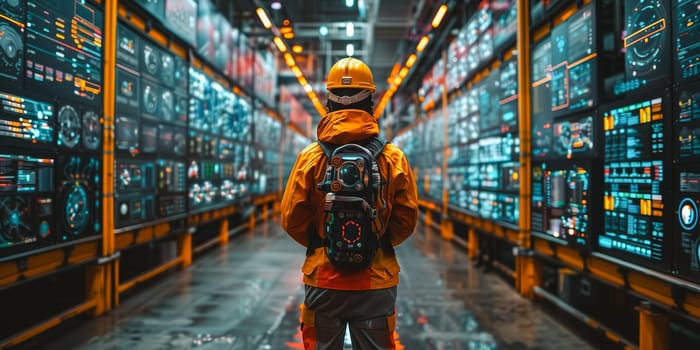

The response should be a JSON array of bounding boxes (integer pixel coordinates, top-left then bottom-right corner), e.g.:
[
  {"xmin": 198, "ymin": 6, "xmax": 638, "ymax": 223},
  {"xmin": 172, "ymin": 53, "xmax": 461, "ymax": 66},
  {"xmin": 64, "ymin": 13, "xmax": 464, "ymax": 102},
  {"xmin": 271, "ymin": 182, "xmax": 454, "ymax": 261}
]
[{"xmin": 326, "ymin": 57, "xmax": 375, "ymax": 93}]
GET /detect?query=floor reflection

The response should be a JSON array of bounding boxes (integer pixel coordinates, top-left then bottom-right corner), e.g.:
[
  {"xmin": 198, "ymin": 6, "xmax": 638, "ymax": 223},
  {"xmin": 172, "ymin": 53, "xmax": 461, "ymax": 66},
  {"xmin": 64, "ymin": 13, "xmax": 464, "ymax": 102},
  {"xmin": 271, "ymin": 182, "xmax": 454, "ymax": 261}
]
[{"xmin": 27, "ymin": 219, "xmax": 595, "ymax": 350}]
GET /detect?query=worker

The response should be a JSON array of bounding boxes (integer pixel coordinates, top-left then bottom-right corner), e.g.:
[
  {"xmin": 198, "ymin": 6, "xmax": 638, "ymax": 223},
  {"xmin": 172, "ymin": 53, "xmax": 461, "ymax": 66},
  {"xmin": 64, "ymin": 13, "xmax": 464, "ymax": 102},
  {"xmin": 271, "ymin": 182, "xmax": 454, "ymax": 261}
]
[{"xmin": 281, "ymin": 57, "xmax": 418, "ymax": 349}]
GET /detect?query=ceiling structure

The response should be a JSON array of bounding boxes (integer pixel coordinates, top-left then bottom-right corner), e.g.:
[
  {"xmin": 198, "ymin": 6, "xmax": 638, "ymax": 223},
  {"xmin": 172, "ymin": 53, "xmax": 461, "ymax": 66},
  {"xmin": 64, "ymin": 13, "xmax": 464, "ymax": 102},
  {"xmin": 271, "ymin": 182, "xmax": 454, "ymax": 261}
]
[{"xmin": 234, "ymin": 0, "xmax": 456, "ymax": 124}]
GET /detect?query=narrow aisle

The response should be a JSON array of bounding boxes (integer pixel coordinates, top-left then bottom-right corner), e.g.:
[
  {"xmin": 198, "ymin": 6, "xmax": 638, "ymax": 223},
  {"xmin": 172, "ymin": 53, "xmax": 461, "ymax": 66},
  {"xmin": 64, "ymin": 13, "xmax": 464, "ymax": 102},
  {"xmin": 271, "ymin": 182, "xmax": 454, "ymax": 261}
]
[{"xmin": 27, "ymin": 218, "xmax": 597, "ymax": 349}]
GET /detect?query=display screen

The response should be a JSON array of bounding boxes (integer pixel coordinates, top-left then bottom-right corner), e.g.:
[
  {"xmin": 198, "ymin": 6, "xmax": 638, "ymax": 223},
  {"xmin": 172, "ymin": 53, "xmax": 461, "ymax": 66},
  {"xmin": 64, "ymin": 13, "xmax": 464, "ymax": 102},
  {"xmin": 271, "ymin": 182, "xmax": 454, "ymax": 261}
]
[
  {"xmin": 115, "ymin": 116, "xmax": 138, "ymax": 152},
  {"xmin": 500, "ymin": 58, "xmax": 518, "ymax": 133},
  {"xmin": 500, "ymin": 193, "xmax": 519, "ymax": 226},
  {"xmin": 0, "ymin": 91, "xmax": 53, "ymax": 146},
  {"xmin": 600, "ymin": 96, "xmax": 668, "ymax": 264},
  {"xmin": 0, "ymin": 154, "xmax": 54, "ymax": 252},
  {"xmin": 189, "ymin": 67, "xmax": 211, "ymax": 132},
  {"xmin": 141, "ymin": 123, "xmax": 157, "ymax": 154},
  {"xmin": 492, "ymin": 0, "xmax": 517, "ymax": 51},
  {"xmin": 56, "ymin": 103, "xmax": 101, "ymax": 151},
  {"xmin": 674, "ymin": 0, "xmax": 700, "ymax": 81},
  {"xmin": 677, "ymin": 86, "xmax": 700, "ymax": 160},
  {"xmin": 549, "ymin": 4, "xmax": 596, "ymax": 115},
  {"xmin": 57, "ymin": 155, "xmax": 100, "ymax": 241},
  {"xmin": 532, "ymin": 162, "xmax": 591, "ymax": 246},
  {"xmin": 552, "ymin": 114, "xmax": 595, "ymax": 158},
  {"xmin": 623, "ymin": 0, "xmax": 670, "ymax": 92},
  {"xmin": 115, "ymin": 68, "xmax": 139, "ymax": 116},
  {"xmin": 25, "ymin": 0, "xmax": 103, "ymax": 103},
  {"xmin": 604, "ymin": 97, "xmax": 665, "ymax": 161},
  {"xmin": 532, "ymin": 37, "xmax": 552, "ymax": 159},
  {"xmin": 479, "ymin": 71, "xmax": 501, "ymax": 135},
  {"xmin": 116, "ymin": 23, "xmax": 139, "ymax": 70},
  {"xmin": 0, "ymin": 0, "xmax": 25, "ymax": 85},
  {"xmin": 675, "ymin": 169, "xmax": 700, "ymax": 281},
  {"xmin": 157, "ymin": 159, "xmax": 186, "ymax": 193},
  {"xmin": 165, "ymin": 0, "xmax": 197, "ymax": 46}
]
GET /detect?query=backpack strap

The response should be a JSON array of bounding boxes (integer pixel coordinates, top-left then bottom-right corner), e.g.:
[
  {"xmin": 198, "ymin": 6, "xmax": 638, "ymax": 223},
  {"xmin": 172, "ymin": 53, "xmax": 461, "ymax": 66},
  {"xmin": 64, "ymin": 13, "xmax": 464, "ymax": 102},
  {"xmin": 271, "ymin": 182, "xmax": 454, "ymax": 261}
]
[{"xmin": 316, "ymin": 136, "xmax": 386, "ymax": 158}]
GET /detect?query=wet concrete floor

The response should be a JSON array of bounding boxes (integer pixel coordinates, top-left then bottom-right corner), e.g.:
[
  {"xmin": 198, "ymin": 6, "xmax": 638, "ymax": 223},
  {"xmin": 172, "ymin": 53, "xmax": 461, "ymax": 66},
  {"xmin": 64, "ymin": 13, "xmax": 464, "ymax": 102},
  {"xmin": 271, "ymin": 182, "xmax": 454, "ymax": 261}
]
[{"xmin": 25, "ymin": 217, "xmax": 599, "ymax": 349}]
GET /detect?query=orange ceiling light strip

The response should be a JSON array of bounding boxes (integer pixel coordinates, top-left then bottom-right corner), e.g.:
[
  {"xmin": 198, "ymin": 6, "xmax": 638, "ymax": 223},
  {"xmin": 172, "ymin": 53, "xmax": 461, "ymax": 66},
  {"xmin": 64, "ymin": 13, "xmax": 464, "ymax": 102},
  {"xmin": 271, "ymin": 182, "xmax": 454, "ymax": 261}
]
[
  {"xmin": 256, "ymin": 7, "xmax": 272, "ymax": 29},
  {"xmin": 416, "ymin": 35, "xmax": 430, "ymax": 52},
  {"xmin": 273, "ymin": 36, "xmax": 287, "ymax": 52},
  {"xmin": 431, "ymin": 4, "xmax": 448, "ymax": 28}
]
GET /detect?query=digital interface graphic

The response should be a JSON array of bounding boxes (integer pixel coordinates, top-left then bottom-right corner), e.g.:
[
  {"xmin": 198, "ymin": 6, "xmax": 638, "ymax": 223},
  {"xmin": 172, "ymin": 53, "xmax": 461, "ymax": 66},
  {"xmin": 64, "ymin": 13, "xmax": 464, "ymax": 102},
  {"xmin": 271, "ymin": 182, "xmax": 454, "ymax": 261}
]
[
  {"xmin": 676, "ymin": 170, "xmax": 700, "ymax": 281},
  {"xmin": 623, "ymin": 0, "xmax": 670, "ymax": 92},
  {"xmin": 674, "ymin": 0, "xmax": 700, "ymax": 81},
  {"xmin": 0, "ymin": 91, "xmax": 54, "ymax": 146},
  {"xmin": 0, "ymin": 153, "xmax": 54, "ymax": 253},
  {"xmin": 58, "ymin": 156, "xmax": 100, "ymax": 241},
  {"xmin": 532, "ymin": 162, "xmax": 591, "ymax": 246},
  {"xmin": 600, "ymin": 96, "xmax": 667, "ymax": 265},
  {"xmin": 0, "ymin": 0, "xmax": 25, "ymax": 84},
  {"xmin": 552, "ymin": 114, "xmax": 595, "ymax": 158},
  {"xmin": 56, "ymin": 103, "xmax": 101, "ymax": 152},
  {"xmin": 25, "ymin": 0, "xmax": 103, "ymax": 103},
  {"xmin": 676, "ymin": 85, "xmax": 700, "ymax": 160}
]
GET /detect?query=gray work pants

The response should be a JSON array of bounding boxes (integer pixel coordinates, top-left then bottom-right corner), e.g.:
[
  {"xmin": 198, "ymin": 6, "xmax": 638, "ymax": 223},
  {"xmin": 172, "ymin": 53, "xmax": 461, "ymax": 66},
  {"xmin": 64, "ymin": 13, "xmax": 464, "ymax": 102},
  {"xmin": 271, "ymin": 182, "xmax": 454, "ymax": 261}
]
[{"xmin": 302, "ymin": 285, "xmax": 397, "ymax": 350}]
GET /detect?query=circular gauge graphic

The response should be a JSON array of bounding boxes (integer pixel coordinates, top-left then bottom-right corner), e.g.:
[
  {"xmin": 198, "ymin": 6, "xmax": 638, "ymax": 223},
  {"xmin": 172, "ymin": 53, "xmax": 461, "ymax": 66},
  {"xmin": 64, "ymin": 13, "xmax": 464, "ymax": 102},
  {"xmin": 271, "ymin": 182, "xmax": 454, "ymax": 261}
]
[
  {"xmin": 82, "ymin": 110, "xmax": 101, "ymax": 150},
  {"xmin": 58, "ymin": 105, "xmax": 81, "ymax": 148},
  {"xmin": 0, "ymin": 196, "xmax": 30, "ymax": 243},
  {"xmin": 0, "ymin": 23, "xmax": 23, "ymax": 76},
  {"xmin": 160, "ymin": 90, "xmax": 174, "ymax": 122},
  {"xmin": 160, "ymin": 54, "xmax": 174, "ymax": 86},
  {"xmin": 678, "ymin": 197, "xmax": 699, "ymax": 231},
  {"xmin": 144, "ymin": 45, "xmax": 160, "ymax": 76},
  {"xmin": 143, "ymin": 84, "xmax": 158, "ymax": 114},
  {"xmin": 64, "ymin": 185, "xmax": 90, "ymax": 235},
  {"xmin": 625, "ymin": 0, "xmax": 668, "ymax": 78}
]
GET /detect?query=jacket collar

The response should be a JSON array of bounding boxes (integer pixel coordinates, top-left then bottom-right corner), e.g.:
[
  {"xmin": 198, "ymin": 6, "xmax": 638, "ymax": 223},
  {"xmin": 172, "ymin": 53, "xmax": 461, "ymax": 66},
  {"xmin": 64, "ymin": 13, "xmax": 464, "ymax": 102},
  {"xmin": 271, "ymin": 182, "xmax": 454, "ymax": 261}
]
[{"xmin": 316, "ymin": 109, "xmax": 379, "ymax": 145}]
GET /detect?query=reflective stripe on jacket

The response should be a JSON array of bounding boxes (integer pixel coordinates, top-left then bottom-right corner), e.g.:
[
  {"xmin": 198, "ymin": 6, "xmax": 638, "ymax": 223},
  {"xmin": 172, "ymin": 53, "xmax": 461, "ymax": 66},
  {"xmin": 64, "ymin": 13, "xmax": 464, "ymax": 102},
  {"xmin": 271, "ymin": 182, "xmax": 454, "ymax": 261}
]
[{"xmin": 281, "ymin": 108, "xmax": 419, "ymax": 290}]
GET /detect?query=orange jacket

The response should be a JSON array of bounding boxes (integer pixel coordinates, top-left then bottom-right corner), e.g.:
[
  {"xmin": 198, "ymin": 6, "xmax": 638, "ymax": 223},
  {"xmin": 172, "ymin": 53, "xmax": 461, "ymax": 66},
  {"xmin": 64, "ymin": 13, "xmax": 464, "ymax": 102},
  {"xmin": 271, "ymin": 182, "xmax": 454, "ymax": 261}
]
[{"xmin": 281, "ymin": 109, "xmax": 418, "ymax": 290}]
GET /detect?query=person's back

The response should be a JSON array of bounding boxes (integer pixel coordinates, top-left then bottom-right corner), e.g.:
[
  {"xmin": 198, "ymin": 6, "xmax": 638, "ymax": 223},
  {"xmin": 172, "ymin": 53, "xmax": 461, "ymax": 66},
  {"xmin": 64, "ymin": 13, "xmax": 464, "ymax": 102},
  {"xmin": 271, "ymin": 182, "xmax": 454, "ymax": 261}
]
[{"xmin": 280, "ymin": 57, "xmax": 418, "ymax": 349}]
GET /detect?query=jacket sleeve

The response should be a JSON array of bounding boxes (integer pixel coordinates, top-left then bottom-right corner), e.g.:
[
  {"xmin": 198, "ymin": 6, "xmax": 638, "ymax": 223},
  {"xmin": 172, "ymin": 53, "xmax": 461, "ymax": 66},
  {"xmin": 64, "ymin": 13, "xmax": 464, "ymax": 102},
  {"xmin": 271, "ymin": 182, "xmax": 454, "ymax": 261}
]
[
  {"xmin": 280, "ymin": 149, "xmax": 316, "ymax": 247},
  {"xmin": 387, "ymin": 153, "xmax": 418, "ymax": 247}
]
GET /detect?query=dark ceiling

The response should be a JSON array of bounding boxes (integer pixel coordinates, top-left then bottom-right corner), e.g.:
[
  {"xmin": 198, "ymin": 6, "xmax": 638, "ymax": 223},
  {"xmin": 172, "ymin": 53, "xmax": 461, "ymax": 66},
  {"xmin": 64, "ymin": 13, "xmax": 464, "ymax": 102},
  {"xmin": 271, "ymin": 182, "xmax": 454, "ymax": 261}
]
[{"xmin": 233, "ymin": 0, "xmax": 455, "ymax": 122}]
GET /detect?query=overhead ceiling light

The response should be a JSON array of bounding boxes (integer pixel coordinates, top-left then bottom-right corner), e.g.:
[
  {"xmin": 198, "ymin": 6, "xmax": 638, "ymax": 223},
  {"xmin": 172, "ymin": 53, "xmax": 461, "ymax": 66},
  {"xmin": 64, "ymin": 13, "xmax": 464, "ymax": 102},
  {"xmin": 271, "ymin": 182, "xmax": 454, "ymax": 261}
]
[
  {"xmin": 416, "ymin": 35, "xmax": 430, "ymax": 52},
  {"xmin": 431, "ymin": 4, "xmax": 448, "ymax": 28},
  {"xmin": 284, "ymin": 52, "xmax": 295, "ymax": 67},
  {"xmin": 346, "ymin": 0, "xmax": 354, "ymax": 7},
  {"xmin": 346, "ymin": 43, "xmax": 354, "ymax": 56},
  {"xmin": 273, "ymin": 36, "xmax": 287, "ymax": 52},
  {"xmin": 304, "ymin": 84, "xmax": 313, "ymax": 93},
  {"xmin": 346, "ymin": 22, "xmax": 354, "ymax": 37},
  {"xmin": 405, "ymin": 54, "xmax": 417, "ymax": 68},
  {"xmin": 319, "ymin": 25, "xmax": 329, "ymax": 36},
  {"xmin": 292, "ymin": 44, "xmax": 303, "ymax": 53},
  {"xmin": 271, "ymin": 1, "xmax": 282, "ymax": 10},
  {"xmin": 291, "ymin": 66, "xmax": 303, "ymax": 78},
  {"xmin": 255, "ymin": 8, "xmax": 272, "ymax": 29}
]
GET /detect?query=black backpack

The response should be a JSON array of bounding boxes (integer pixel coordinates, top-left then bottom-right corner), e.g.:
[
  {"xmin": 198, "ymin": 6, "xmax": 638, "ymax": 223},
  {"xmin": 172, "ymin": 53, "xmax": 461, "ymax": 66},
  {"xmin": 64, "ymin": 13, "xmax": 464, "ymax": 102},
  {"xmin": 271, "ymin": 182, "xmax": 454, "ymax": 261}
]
[{"xmin": 316, "ymin": 136, "xmax": 387, "ymax": 269}]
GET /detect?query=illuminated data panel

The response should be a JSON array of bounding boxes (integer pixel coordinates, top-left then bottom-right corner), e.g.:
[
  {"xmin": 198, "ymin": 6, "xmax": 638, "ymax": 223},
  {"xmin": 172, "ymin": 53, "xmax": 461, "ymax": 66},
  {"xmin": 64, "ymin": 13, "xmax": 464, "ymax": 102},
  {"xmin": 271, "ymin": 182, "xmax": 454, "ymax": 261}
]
[
  {"xmin": 500, "ymin": 58, "xmax": 518, "ymax": 133},
  {"xmin": 547, "ymin": 4, "xmax": 596, "ymax": 116},
  {"xmin": 56, "ymin": 155, "xmax": 100, "ymax": 242},
  {"xmin": 0, "ymin": 154, "xmax": 54, "ymax": 255},
  {"xmin": 552, "ymin": 114, "xmax": 595, "ymax": 159},
  {"xmin": 492, "ymin": 0, "xmax": 516, "ymax": 52},
  {"xmin": 0, "ymin": 0, "xmax": 25, "ymax": 86},
  {"xmin": 675, "ymin": 169, "xmax": 700, "ymax": 282},
  {"xmin": 532, "ymin": 162, "xmax": 591, "ymax": 247},
  {"xmin": 674, "ymin": 0, "xmax": 700, "ymax": 82},
  {"xmin": 622, "ymin": 0, "xmax": 670, "ymax": 93},
  {"xmin": 0, "ymin": 91, "xmax": 53, "ymax": 147},
  {"xmin": 531, "ymin": 36, "xmax": 552, "ymax": 159},
  {"xmin": 25, "ymin": 0, "xmax": 103, "ymax": 103},
  {"xmin": 676, "ymin": 85, "xmax": 700, "ymax": 160},
  {"xmin": 600, "ymin": 96, "xmax": 668, "ymax": 266}
]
